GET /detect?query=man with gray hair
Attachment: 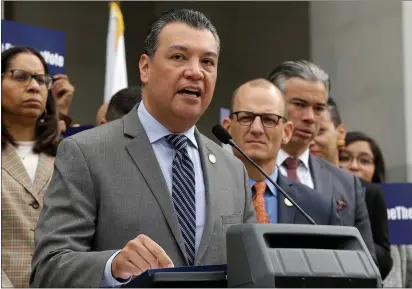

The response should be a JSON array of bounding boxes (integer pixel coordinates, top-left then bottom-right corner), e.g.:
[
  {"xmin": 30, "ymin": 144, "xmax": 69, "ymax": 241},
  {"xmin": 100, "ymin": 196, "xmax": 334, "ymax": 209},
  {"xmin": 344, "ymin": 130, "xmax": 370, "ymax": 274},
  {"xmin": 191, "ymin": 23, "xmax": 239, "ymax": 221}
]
[
  {"xmin": 267, "ymin": 60, "xmax": 376, "ymax": 260},
  {"xmin": 31, "ymin": 8, "xmax": 255, "ymax": 287}
]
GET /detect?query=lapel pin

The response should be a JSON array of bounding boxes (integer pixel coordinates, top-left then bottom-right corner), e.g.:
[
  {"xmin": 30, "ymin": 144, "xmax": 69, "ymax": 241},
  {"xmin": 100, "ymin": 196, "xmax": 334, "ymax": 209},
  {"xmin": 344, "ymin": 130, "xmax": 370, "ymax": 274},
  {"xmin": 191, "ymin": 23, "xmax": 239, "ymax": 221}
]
[
  {"xmin": 284, "ymin": 198, "xmax": 293, "ymax": 207},
  {"xmin": 208, "ymin": 154, "xmax": 216, "ymax": 164}
]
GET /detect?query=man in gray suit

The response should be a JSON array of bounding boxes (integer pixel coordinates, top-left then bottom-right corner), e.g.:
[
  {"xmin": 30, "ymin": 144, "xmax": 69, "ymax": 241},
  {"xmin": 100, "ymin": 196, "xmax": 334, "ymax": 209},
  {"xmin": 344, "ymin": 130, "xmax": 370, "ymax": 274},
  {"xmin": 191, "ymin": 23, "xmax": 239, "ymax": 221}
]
[
  {"xmin": 31, "ymin": 9, "xmax": 255, "ymax": 288},
  {"xmin": 267, "ymin": 60, "xmax": 376, "ymax": 259},
  {"xmin": 222, "ymin": 79, "xmax": 341, "ymax": 226}
]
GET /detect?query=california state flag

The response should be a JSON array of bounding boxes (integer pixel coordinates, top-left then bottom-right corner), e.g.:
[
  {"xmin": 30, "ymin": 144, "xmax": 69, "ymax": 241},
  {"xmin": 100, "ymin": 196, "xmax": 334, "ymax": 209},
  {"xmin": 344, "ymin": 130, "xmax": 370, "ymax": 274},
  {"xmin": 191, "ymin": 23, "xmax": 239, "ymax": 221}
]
[{"xmin": 104, "ymin": 2, "xmax": 128, "ymax": 103}]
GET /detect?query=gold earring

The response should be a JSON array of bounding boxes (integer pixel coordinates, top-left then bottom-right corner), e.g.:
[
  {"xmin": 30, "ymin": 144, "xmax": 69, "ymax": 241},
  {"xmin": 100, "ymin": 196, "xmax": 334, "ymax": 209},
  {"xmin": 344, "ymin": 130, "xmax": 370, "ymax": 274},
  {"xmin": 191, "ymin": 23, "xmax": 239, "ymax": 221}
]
[
  {"xmin": 40, "ymin": 108, "xmax": 47, "ymax": 123},
  {"xmin": 337, "ymin": 139, "xmax": 345, "ymax": 151}
]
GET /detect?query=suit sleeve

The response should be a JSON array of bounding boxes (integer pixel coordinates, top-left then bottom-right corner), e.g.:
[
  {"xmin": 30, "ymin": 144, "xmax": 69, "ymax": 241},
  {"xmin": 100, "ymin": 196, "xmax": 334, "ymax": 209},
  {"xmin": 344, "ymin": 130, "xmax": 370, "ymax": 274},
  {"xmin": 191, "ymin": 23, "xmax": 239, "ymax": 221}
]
[
  {"xmin": 353, "ymin": 176, "xmax": 377, "ymax": 262},
  {"xmin": 30, "ymin": 138, "xmax": 117, "ymax": 288},
  {"xmin": 369, "ymin": 186, "xmax": 393, "ymax": 279},
  {"xmin": 241, "ymin": 165, "xmax": 256, "ymax": 224}
]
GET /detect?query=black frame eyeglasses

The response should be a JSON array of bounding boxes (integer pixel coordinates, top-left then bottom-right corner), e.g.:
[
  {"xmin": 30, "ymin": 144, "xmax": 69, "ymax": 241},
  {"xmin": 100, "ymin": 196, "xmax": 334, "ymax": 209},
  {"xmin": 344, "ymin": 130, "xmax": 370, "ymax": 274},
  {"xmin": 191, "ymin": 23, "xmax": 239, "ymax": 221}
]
[
  {"xmin": 1, "ymin": 69, "xmax": 52, "ymax": 89},
  {"xmin": 230, "ymin": 111, "xmax": 287, "ymax": 128}
]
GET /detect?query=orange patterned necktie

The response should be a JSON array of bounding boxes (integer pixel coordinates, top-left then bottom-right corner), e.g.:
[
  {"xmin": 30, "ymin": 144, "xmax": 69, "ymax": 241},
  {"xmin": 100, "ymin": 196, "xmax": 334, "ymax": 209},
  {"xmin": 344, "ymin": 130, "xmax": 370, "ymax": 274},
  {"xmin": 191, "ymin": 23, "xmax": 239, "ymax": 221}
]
[{"xmin": 253, "ymin": 181, "xmax": 270, "ymax": 223}]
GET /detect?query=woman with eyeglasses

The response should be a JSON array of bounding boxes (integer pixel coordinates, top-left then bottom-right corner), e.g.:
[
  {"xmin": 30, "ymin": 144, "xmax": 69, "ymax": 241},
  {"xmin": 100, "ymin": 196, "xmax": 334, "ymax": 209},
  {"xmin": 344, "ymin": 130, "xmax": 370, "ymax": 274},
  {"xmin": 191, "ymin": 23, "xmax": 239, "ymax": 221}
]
[
  {"xmin": 342, "ymin": 131, "xmax": 412, "ymax": 288},
  {"xmin": 309, "ymin": 97, "xmax": 393, "ymax": 281},
  {"xmin": 1, "ymin": 46, "xmax": 60, "ymax": 288},
  {"xmin": 340, "ymin": 132, "xmax": 386, "ymax": 184}
]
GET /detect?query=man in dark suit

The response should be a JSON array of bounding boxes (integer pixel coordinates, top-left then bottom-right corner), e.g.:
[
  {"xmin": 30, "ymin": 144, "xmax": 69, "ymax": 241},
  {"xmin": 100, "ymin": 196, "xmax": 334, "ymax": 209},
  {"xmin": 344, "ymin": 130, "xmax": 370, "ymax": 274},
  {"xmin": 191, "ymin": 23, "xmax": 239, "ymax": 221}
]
[
  {"xmin": 222, "ymin": 79, "xmax": 341, "ymax": 225},
  {"xmin": 31, "ymin": 9, "xmax": 256, "ymax": 288},
  {"xmin": 267, "ymin": 60, "xmax": 376, "ymax": 259}
]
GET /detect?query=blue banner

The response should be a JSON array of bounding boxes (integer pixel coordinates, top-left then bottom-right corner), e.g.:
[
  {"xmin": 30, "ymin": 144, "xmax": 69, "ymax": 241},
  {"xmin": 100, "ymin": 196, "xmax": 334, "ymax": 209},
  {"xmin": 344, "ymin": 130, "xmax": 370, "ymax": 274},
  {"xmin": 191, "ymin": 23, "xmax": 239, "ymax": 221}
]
[
  {"xmin": 1, "ymin": 20, "xmax": 66, "ymax": 75},
  {"xmin": 382, "ymin": 183, "xmax": 412, "ymax": 245}
]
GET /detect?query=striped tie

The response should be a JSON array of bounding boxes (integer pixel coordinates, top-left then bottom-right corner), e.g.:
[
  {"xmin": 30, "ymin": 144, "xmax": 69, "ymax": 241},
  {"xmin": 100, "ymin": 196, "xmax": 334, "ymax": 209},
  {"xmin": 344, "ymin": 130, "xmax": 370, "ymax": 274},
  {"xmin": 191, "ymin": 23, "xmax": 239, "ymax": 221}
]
[{"xmin": 166, "ymin": 134, "xmax": 196, "ymax": 265}]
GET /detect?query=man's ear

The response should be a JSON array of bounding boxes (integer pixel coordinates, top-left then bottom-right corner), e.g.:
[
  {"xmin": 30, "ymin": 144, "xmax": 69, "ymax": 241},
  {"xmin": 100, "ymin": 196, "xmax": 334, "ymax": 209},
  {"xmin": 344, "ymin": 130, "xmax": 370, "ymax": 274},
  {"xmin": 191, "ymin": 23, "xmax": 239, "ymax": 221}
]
[
  {"xmin": 222, "ymin": 117, "xmax": 232, "ymax": 132},
  {"xmin": 281, "ymin": 120, "xmax": 294, "ymax": 145},
  {"xmin": 337, "ymin": 123, "xmax": 347, "ymax": 141},
  {"xmin": 139, "ymin": 54, "xmax": 151, "ymax": 85}
]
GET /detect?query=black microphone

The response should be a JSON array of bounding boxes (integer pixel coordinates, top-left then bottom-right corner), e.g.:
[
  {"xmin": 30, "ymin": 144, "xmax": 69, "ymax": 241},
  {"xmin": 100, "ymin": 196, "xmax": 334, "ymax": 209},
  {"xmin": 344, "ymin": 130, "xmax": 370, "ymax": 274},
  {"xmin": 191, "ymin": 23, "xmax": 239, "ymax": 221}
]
[{"xmin": 212, "ymin": 124, "xmax": 317, "ymax": 225}]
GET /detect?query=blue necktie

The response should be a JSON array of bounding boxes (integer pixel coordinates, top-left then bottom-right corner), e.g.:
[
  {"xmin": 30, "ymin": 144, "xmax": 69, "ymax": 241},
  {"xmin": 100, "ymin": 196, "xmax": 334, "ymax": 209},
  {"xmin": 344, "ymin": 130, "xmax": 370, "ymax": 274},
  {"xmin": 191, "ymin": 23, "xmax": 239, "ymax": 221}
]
[{"xmin": 166, "ymin": 134, "xmax": 196, "ymax": 265}]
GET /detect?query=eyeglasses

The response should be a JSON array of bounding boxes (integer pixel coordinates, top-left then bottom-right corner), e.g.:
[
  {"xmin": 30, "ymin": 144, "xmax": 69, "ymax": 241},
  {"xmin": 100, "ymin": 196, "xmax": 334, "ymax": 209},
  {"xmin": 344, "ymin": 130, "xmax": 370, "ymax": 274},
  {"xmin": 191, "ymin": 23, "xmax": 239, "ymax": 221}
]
[
  {"xmin": 230, "ymin": 111, "xmax": 287, "ymax": 128},
  {"xmin": 1, "ymin": 69, "xmax": 52, "ymax": 89},
  {"xmin": 339, "ymin": 151, "xmax": 375, "ymax": 167}
]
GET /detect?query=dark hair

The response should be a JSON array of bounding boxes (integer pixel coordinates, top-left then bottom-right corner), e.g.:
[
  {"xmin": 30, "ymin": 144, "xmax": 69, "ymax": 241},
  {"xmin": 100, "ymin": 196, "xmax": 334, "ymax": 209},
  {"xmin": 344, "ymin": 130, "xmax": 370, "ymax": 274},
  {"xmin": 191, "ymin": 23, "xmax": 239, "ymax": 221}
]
[
  {"xmin": 144, "ymin": 8, "xmax": 220, "ymax": 59},
  {"xmin": 1, "ymin": 46, "xmax": 59, "ymax": 156},
  {"xmin": 106, "ymin": 86, "xmax": 141, "ymax": 122},
  {"xmin": 345, "ymin": 131, "xmax": 386, "ymax": 183},
  {"xmin": 327, "ymin": 97, "xmax": 342, "ymax": 127},
  {"xmin": 267, "ymin": 60, "xmax": 330, "ymax": 98}
]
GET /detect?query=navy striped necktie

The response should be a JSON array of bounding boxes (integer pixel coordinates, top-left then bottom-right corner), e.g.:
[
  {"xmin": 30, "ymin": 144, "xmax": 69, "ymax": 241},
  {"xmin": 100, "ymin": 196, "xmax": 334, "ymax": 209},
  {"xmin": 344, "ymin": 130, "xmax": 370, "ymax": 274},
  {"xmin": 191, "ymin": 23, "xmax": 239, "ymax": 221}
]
[{"xmin": 165, "ymin": 134, "xmax": 196, "ymax": 265}]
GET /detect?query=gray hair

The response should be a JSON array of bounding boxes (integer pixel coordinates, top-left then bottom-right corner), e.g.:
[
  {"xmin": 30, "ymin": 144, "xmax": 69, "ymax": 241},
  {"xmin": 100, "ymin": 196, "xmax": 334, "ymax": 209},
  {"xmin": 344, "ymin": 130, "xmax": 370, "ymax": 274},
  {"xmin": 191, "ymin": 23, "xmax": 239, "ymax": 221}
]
[
  {"xmin": 144, "ymin": 8, "xmax": 220, "ymax": 59},
  {"xmin": 267, "ymin": 60, "xmax": 330, "ymax": 98}
]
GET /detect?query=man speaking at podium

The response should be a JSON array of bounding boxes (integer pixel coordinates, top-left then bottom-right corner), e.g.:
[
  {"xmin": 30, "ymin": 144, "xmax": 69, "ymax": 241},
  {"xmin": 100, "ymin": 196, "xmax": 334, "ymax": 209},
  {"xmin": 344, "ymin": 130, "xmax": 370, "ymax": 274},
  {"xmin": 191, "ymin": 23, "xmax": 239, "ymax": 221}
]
[
  {"xmin": 30, "ymin": 9, "xmax": 255, "ymax": 288},
  {"xmin": 222, "ymin": 79, "xmax": 341, "ymax": 225}
]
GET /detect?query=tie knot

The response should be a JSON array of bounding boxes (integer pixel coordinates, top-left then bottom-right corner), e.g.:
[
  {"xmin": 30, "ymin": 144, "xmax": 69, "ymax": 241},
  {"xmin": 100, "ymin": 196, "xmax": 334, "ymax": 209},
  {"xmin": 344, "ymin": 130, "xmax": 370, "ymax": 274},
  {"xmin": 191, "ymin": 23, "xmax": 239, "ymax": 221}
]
[
  {"xmin": 254, "ymin": 181, "xmax": 267, "ymax": 196},
  {"xmin": 166, "ymin": 134, "xmax": 189, "ymax": 151},
  {"xmin": 284, "ymin": 157, "xmax": 301, "ymax": 170}
]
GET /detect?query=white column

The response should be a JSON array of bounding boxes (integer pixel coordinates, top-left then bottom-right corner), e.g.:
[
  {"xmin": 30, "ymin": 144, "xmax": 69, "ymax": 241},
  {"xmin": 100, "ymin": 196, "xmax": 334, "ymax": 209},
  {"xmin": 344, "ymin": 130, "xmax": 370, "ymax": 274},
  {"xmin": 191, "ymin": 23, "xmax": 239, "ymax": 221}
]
[
  {"xmin": 403, "ymin": 1, "xmax": 412, "ymax": 182},
  {"xmin": 310, "ymin": 0, "xmax": 407, "ymax": 182}
]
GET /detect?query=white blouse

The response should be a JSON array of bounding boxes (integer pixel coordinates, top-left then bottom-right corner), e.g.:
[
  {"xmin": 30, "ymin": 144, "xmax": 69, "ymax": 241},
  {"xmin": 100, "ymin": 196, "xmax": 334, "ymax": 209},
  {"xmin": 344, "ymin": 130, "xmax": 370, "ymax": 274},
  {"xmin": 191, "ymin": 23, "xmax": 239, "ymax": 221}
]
[{"xmin": 15, "ymin": 141, "xmax": 39, "ymax": 183}]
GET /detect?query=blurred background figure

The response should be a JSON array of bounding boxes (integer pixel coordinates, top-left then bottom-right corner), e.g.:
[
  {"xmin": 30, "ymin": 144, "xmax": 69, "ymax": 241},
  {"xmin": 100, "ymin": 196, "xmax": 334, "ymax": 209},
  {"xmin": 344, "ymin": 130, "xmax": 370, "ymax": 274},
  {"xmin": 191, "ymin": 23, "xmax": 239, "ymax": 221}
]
[
  {"xmin": 340, "ymin": 131, "xmax": 386, "ymax": 183},
  {"xmin": 50, "ymin": 74, "xmax": 75, "ymax": 133},
  {"xmin": 310, "ymin": 97, "xmax": 393, "ymax": 279},
  {"xmin": 341, "ymin": 131, "xmax": 412, "ymax": 287},
  {"xmin": 1, "ymin": 46, "xmax": 60, "ymax": 288},
  {"xmin": 95, "ymin": 102, "xmax": 109, "ymax": 126},
  {"xmin": 104, "ymin": 85, "xmax": 141, "ymax": 124},
  {"xmin": 95, "ymin": 86, "xmax": 141, "ymax": 126}
]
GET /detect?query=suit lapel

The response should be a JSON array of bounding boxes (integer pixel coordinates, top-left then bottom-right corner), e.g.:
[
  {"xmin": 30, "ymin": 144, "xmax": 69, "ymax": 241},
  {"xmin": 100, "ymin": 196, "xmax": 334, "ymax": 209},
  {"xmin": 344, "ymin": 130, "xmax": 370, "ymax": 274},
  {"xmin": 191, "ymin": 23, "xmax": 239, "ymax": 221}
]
[
  {"xmin": 123, "ymin": 108, "xmax": 187, "ymax": 263},
  {"xmin": 309, "ymin": 155, "xmax": 331, "ymax": 195},
  {"xmin": 32, "ymin": 153, "xmax": 54, "ymax": 206},
  {"xmin": 277, "ymin": 174, "xmax": 298, "ymax": 223},
  {"xmin": 1, "ymin": 144, "xmax": 42, "ymax": 204},
  {"xmin": 194, "ymin": 132, "xmax": 217, "ymax": 264}
]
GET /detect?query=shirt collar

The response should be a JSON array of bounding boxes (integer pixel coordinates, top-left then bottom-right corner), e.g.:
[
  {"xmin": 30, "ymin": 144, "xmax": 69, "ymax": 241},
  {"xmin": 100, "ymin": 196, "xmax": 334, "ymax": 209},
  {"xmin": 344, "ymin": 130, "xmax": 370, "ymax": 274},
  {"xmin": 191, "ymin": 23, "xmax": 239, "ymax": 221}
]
[
  {"xmin": 277, "ymin": 148, "xmax": 310, "ymax": 169},
  {"xmin": 137, "ymin": 101, "xmax": 198, "ymax": 148},
  {"xmin": 249, "ymin": 167, "xmax": 279, "ymax": 196}
]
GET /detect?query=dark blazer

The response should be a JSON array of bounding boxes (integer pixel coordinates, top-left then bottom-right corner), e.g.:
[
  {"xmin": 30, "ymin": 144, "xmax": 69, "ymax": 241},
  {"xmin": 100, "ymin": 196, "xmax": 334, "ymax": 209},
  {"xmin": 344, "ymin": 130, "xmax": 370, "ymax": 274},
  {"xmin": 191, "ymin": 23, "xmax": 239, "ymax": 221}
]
[
  {"xmin": 361, "ymin": 179, "xmax": 393, "ymax": 279},
  {"xmin": 277, "ymin": 174, "xmax": 341, "ymax": 226},
  {"xmin": 309, "ymin": 155, "xmax": 376, "ymax": 260},
  {"xmin": 30, "ymin": 106, "xmax": 256, "ymax": 288}
]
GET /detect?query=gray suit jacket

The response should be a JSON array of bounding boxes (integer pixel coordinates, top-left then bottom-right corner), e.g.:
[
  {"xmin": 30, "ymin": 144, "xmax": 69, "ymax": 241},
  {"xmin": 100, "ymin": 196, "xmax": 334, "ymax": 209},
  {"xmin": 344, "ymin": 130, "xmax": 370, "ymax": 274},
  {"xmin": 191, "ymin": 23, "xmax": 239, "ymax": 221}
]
[
  {"xmin": 277, "ymin": 174, "xmax": 341, "ymax": 226},
  {"xmin": 309, "ymin": 155, "xmax": 376, "ymax": 259},
  {"xmin": 30, "ymin": 107, "xmax": 256, "ymax": 288}
]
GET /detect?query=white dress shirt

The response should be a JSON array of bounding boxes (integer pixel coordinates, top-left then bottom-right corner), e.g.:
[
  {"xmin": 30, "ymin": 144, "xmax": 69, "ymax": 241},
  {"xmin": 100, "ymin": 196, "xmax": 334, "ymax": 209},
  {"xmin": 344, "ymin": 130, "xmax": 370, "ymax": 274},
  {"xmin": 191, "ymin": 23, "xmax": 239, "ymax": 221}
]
[
  {"xmin": 101, "ymin": 102, "xmax": 206, "ymax": 287},
  {"xmin": 277, "ymin": 148, "xmax": 314, "ymax": 189}
]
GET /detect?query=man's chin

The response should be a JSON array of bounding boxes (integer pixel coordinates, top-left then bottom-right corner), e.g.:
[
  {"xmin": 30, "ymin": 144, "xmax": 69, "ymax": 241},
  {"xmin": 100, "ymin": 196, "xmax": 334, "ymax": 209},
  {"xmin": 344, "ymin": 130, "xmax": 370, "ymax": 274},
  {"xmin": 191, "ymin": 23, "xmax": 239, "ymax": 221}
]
[
  {"xmin": 173, "ymin": 105, "xmax": 205, "ymax": 121},
  {"xmin": 290, "ymin": 135, "xmax": 312, "ymax": 146},
  {"xmin": 243, "ymin": 151, "xmax": 267, "ymax": 163}
]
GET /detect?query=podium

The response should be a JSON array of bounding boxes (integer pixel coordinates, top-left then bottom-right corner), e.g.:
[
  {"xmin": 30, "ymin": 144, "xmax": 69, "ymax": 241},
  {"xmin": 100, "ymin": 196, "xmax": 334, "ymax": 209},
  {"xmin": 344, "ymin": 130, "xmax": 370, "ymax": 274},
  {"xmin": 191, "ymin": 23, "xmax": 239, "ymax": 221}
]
[
  {"xmin": 124, "ymin": 224, "xmax": 381, "ymax": 288},
  {"xmin": 227, "ymin": 224, "xmax": 381, "ymax": 288}
]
